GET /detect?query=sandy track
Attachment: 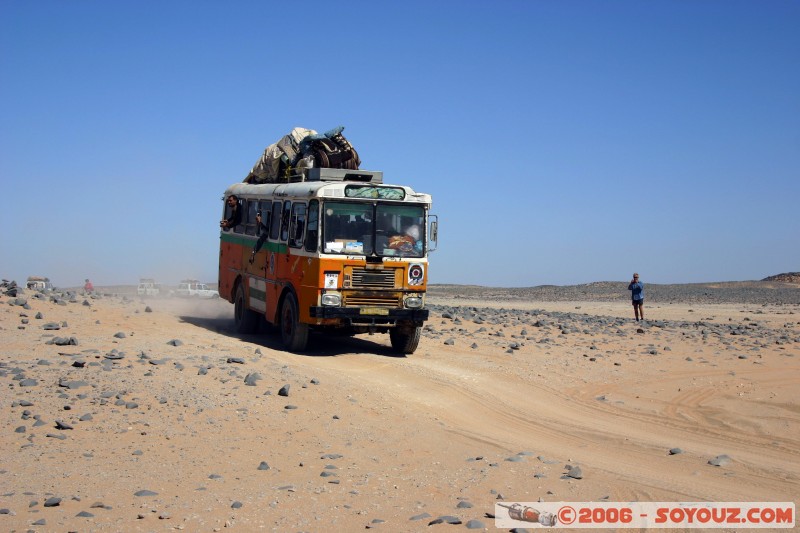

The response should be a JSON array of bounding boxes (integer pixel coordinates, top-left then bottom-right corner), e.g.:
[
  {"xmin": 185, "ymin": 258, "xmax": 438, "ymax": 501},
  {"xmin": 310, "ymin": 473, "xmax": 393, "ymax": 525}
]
[{"xmin": 1, "ymin": 292, "xmax": 798, "ymax": 531}]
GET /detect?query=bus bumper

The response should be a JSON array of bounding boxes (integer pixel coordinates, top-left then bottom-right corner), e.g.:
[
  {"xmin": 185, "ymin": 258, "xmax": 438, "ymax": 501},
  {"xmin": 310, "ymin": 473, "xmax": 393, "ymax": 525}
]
[{"xmin": 309, "ymin": 307, "xmax": 429, "ymax": 325}]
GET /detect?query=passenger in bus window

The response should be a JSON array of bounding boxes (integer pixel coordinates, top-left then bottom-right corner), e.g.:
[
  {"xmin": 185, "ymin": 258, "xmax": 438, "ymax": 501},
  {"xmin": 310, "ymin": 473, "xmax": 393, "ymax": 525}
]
[
  {"xmin": 220, "ymin": 195, "xmax": 241, "ymax": 230},
  {"xmin": 406, "ymin": 224, "xmax": 423, "ymax": 254},
  {"xmin": 280, "ymin": 202, "xmax": 291, "ymax": 242},
  {"xmin": 250, "ymin": 211, "xmax": 271, "ymax": 261},
  {"xmin": 388, "ymin": 224, "xmax": 422, "ymax": 255},
  {"xmin": 388, "ymin": 232, "xmax": 415, "ymax": 254}
]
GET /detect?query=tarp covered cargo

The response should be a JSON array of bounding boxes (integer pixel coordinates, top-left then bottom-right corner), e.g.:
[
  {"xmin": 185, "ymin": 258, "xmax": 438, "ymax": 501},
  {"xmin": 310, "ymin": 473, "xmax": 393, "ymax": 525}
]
[{"xmin": 244, "ymin": 126, "xmax": 361, "ymax": 183}]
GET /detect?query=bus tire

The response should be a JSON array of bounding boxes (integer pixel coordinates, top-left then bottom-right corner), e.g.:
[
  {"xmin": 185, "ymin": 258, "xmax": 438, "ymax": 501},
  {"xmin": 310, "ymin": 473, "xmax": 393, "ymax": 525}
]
[
  {"xmin": 234, "ymin": 283, "xmax": 259, "ymax": 334},
  {"xmin": 280, "ymin": 291, "xmax": 308, "ymax": 351},
  {"xmin": 390, "ymin": 325, "xmax": 421, "ymax": 354}
]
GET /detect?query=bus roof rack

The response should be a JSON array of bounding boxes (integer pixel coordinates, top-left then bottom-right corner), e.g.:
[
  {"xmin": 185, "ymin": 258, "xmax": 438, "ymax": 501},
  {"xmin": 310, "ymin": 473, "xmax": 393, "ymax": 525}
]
[{"xmin": 304, "ymin": 168, "xmax": 383, "ymax": 184}]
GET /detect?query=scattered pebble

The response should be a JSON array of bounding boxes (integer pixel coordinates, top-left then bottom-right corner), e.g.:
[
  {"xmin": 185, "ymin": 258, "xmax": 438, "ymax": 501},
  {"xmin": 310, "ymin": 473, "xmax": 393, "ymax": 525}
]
[{"xmin": 708, "ymin": 454, "xmax": 732, "ymax": 467}]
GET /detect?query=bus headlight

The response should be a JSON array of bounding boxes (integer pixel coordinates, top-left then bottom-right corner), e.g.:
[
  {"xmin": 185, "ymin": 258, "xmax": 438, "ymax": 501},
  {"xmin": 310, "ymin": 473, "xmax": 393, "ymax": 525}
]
[
  {"xmin": 321, "ymin": 292, "xmax": 341, "ymax": 307},
  {"xmin": 405, "ymin": 296, "xmax": 423, "ymax": 309}
]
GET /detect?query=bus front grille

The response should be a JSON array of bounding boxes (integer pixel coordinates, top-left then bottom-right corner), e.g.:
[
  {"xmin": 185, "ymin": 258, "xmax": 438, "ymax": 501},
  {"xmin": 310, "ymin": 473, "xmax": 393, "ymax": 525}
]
[
  {"xmin": 350, "ymin": 268, "xmax": 396, "ymax": 289},
  {"xmin": 344, "ymin": 294, "xmax": 400, "ymax": 308}
]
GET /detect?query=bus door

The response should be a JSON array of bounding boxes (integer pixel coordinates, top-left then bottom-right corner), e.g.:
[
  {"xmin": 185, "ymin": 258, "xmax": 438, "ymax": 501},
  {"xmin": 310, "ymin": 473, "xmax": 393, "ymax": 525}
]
[
  {"xmin": 263, "ymin": 199, "xmax": 286, "ymax": 323},
  {"xmin": 242, "ymin": 199, "xmax": 268, "ymax": 314},
  {"xmin": 274, "ymin": 200, "xmax": 293, "ymax": 297},
  {"xmin": 287, "ymin": 201, "xmax": 312, "ymax": 318},
  {"xmin": 247, "ymin": 199, "xmax": 272, "ymax": 275}
]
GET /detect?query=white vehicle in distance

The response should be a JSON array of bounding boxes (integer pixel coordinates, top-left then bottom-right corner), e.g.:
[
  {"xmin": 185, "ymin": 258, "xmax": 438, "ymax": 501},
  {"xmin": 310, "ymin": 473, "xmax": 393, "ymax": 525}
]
[
  {"xmin": 176, "ymin": 280, "xmax": 219, "ymax": 298},
  {"xmin": 26, "ymin": 276, "xmax": 54, "ymax": 290},
  {"xmin": 137, "ymin": 278, "xmax": 161, "ymax": 297}
]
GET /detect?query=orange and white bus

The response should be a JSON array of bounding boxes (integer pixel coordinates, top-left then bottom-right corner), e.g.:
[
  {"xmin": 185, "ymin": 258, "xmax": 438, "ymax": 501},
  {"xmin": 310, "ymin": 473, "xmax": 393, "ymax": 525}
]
[{"xmin": 218, "ymin": 168, "xmax": 437, "ymax": 354}]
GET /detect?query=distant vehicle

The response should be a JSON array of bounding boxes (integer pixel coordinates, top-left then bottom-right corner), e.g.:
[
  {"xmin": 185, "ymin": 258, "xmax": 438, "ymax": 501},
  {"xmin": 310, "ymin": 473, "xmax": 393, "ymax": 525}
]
[
  {"xmin": 26, "ymin": 276, "xmax": 53, "ymax": 290},
  {"xmin": 137, "ymin": 278, "xmax": 161, "ymax": 296},
  {"xmin": 176, "ymin": 280, "xmax": 219, "ymax": 298}
]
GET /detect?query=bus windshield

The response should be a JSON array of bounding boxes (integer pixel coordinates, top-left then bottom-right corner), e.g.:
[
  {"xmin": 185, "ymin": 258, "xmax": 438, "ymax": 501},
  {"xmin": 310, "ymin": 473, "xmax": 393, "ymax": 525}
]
[{"xmin": 322, "ymin": 202, "xmax": 424, "ymax": 257}]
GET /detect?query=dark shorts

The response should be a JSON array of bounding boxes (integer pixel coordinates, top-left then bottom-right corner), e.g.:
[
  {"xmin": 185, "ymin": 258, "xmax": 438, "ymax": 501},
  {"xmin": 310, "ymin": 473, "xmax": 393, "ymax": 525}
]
[{"xmin": 632, "ymin": 299, "xmax": 644, "ymax": 306}]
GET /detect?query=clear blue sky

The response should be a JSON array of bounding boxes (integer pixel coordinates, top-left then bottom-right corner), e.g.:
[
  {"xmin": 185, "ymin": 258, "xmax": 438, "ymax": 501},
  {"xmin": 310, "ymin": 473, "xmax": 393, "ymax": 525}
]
[{"xmin": 1, "ymin": 1, "xmax": 798, "ymax": 287}]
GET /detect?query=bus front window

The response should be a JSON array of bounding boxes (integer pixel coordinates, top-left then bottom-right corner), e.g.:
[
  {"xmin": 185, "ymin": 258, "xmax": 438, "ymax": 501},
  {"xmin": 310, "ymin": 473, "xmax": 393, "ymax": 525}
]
[
  {"xmin": 323, "ymin": 203, "xmax": 373, "ymax": 255},
  {"xmin": 322, "ymin": 202, "xmax": 424, "ymax": 257},
  {"xmin": 376, "ymin": 204, "xmax": 424, "ymax": 258}
]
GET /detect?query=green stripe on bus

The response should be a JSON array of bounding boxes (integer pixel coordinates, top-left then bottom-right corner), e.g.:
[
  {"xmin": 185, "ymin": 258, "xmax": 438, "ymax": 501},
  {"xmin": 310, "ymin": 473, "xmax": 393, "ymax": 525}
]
[
  {"xmin": 250, "ymin": 287, "xmax": 266, "ymax": 301},
  {"xmin": 220, "ymin": 233, "xmax": 288, "ymax": 253}
]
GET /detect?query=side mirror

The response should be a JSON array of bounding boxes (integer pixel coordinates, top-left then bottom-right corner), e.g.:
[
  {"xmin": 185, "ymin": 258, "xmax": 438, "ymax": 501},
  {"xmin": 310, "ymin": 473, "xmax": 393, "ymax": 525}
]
[{"xmin": 428, "ymin": 216, "xmax": 438, "ymax": 252}]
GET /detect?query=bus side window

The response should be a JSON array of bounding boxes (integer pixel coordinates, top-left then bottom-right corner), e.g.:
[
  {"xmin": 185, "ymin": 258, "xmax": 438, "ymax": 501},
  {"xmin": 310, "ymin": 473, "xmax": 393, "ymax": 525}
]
[
  {"xmin": 305, "ymin": 200, "xmax": 319, "ymax": 252},
  {"xmin": 280, "ymin": 200, "xmax": 291, "ymax": 242},
  {"xmin": 269, "ymin": 201, "xmax": 282, "ymax": 240},
  {"xmin": 259, "ymin": 200, "xmax": 272, "ymax": 236},
  {"xmin": 289, "ymin": 202, "xmax": 307, "ymax": 248},
  {"xmin": 233, "ymin": 198, "xmax": 245, "ymax": 234},
  {"xmin": 244, "ymin": 200, "xmax": 258, "ymax": 236}
]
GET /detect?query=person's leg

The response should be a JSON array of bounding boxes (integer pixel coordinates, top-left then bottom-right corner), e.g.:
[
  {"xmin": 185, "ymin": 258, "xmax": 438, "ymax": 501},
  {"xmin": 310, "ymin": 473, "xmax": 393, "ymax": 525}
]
[
  {"xmin": 637, "ymin": 301, "xmax": 644, "ymax": 320},
  {"xmin": 633, "ymin": 301, "xmax": 640, "ymax": 320}
]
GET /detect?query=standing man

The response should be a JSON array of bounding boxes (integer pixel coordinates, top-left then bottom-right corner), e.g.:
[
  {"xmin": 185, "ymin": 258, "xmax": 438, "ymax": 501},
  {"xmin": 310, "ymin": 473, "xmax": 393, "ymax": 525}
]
[
  {"xmin": 84, "ymin": 279, "xmax": 94, "ymax": 293},
  {"xmin": 628, "ymin": 273, "xmax": 644, "ymax": 321}
]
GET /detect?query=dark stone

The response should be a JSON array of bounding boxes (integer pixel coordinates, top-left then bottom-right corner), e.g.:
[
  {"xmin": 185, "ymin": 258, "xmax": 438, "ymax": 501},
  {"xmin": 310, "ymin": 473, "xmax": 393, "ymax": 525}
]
[
  {"xmin": 566, "ymin": 466, "xmax": 583, "ymax": 479},
  {"xmin": 244, "ymin": 373, "xmax": 262, "ymax": 386},
  {"xmin": 58, "ymin": 379, "xmax": 89, "ymax": 389},
  {"xmin": 708, "ymin": 455, "xmax": 732, "ymax": 467},
  {"xmin": 50, "ymin": 336, "xmax": 78, "ymax": 346}
]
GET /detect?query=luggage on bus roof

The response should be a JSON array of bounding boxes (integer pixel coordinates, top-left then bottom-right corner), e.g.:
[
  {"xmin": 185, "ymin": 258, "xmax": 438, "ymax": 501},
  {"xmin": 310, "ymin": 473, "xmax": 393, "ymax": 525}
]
[{"xmin": 244, "ymin": 126, "xmax": 361, "ymax": 184}]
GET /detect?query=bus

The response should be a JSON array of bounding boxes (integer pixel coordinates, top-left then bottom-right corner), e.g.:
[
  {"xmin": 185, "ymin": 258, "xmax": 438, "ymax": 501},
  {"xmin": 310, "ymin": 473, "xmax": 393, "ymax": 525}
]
[{"xmin": 218, "ymin": 168, "xmax": 437, "ymax": 354}]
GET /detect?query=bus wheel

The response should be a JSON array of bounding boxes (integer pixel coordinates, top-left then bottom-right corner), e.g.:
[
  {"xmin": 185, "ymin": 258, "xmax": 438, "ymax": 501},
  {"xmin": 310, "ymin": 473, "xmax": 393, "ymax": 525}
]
[
  {"xmin": 234, "ymin": 283, "xmax": 259, "ymax": 334},
  {"xmin": 280, "ymin": 292, "xmax": 309, "ymax": 351},
  {"xmin": 390, "ymin": 325, "xmax": 421, "ymax": 354}
]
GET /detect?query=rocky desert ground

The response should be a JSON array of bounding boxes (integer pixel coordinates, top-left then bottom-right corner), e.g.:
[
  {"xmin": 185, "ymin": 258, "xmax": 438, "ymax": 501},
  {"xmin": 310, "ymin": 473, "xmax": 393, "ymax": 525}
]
[{"xmin": 1, "ymin": 280, "xmax": 798, "ymax": 532}]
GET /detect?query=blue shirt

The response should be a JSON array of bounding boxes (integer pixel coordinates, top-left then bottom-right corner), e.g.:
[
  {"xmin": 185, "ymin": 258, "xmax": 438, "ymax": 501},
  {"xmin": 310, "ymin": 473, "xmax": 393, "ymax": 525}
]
[{"xmin": 628, "ymin": 281, "xmax": 644, "ymax": 301}]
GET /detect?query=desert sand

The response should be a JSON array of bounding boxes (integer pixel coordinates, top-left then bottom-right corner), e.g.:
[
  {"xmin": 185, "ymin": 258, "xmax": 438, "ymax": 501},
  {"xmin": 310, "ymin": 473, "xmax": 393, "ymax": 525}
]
[{"xmin": 1, "ymin": 283, "xmax": 798, "ymax": 531}]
